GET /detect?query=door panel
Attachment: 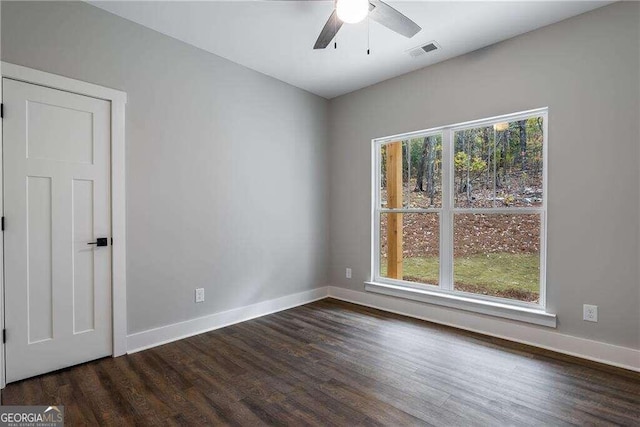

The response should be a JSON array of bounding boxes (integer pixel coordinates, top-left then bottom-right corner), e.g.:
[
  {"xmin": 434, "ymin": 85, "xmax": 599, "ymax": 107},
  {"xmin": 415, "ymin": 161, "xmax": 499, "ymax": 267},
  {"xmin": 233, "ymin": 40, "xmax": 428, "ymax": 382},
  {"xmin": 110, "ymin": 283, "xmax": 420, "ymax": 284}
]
[
  {"xmin": 73, "ymin": 179, "xmax": 96, "ymax": 334},
  {"xmin": 3, "ymin": 78, "xmax": 112, "ymax": 382},
  {"xmin": 27, "ymin": 101, "xmax": 94, "ymax": 164},
  {"xmin": 27, "ymin": 176, "xmax": 53, "ymax": 344}
]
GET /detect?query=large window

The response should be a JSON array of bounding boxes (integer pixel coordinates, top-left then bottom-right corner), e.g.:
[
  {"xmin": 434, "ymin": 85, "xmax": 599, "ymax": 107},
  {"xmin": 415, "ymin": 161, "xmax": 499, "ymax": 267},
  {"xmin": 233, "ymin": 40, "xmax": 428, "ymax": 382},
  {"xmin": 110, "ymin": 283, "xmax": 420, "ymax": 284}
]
[{"xmin": 373, "ymin": 109, "xmax": 547, "ymax": 308}]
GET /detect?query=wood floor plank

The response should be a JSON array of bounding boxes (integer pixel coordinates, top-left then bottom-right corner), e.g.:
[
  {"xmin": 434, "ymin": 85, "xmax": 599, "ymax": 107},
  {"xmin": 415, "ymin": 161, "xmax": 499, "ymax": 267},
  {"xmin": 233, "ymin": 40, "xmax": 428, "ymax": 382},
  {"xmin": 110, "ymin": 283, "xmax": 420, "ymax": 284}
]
[{"xmin": 3, "ymin": 298, "xmax": 639, "ymax": 426}]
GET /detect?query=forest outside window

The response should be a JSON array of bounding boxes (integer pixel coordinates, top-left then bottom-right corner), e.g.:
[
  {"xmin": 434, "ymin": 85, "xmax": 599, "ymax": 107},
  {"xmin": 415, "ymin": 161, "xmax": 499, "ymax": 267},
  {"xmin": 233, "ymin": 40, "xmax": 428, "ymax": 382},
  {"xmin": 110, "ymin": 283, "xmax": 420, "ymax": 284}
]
[{"xmin": 373, "ymin": 109, "xmax": 547, "ymax": 308}]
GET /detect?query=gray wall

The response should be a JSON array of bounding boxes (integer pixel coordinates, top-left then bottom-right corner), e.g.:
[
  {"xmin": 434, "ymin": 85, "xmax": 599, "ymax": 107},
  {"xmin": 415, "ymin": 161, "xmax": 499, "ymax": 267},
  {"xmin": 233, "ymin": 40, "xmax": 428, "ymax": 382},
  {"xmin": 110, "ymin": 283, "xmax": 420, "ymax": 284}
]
[
  {"xmin": 1, "ymin": 1, "xmax": 330, "ymax": 334},
  {"xmin": 2, "ymin": 1, "xmax": 639, "ymax": 350},
  {"xmin": 329, "ymin": 1, "xmax": 640, "ymax": 349}
]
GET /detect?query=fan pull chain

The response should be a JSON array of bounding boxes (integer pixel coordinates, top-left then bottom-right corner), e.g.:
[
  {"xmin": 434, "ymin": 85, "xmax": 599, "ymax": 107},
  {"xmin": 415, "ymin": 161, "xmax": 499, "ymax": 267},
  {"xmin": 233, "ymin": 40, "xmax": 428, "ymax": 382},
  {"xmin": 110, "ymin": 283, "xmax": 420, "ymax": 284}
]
[
  {"xmin": 368, "ymin": 13, "xmax": 371, "ymax": 54},
  {"xmin": 334, "ymin": 8, "xmax": 338, "ymax": 49}
]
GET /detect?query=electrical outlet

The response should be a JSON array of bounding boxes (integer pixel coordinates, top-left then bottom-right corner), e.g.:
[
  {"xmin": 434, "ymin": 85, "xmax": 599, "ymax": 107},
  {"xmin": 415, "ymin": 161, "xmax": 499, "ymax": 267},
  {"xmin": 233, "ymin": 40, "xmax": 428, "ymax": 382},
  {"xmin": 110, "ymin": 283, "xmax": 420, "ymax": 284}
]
[
  {"xmin": 195, "ymin": 288, "xmax": 205, "ymax": 303},
  {"xmin": 346, "ymin": 268, "xmax": 352, "ymax": 279},
  {"xmin": 583, "ymin": 304, "xmax": 598, "ymax": 322}
]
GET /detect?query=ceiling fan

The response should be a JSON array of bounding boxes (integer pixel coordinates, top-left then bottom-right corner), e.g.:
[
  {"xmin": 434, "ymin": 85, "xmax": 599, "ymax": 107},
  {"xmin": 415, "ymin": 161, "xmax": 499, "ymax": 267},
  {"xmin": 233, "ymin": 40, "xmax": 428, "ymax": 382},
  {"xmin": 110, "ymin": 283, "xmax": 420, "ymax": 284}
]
[{"xmin": 314, "ymin": 0, "xmax": 421, "ymax": 49}]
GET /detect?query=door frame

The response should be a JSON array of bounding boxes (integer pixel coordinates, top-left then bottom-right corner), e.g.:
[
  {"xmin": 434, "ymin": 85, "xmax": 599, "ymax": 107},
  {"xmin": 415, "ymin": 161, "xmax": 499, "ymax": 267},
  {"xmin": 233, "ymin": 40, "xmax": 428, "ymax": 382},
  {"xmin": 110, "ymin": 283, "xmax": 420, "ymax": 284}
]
[{"xmin": 0, "ymin": 62, "xmax": 128, "ymax": 388}]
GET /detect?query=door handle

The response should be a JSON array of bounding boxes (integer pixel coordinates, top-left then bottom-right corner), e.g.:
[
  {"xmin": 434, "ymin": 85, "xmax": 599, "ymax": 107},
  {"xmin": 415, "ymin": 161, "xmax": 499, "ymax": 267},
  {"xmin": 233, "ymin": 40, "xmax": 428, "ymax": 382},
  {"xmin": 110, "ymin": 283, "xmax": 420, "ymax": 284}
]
[{"xmin": 87, "ymin": 237, "xmax": 109, "ymax": 247}]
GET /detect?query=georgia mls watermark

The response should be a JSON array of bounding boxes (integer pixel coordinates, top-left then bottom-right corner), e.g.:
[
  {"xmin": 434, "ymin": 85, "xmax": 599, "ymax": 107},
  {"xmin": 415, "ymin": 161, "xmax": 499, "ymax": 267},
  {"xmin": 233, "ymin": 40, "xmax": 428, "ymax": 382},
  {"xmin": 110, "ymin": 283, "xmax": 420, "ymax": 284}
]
[{"xmin": 0, "ymin": 406, "xmax": 64, "ymax": 427}]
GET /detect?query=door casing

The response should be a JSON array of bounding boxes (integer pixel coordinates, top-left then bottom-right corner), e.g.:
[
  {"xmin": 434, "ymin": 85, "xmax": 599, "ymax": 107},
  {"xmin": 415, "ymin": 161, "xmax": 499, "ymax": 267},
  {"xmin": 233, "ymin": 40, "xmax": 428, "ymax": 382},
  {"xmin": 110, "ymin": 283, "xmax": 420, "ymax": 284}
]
[{"xmin": 0, "ymin": 62, "xmax": 127, "ymax": 388}]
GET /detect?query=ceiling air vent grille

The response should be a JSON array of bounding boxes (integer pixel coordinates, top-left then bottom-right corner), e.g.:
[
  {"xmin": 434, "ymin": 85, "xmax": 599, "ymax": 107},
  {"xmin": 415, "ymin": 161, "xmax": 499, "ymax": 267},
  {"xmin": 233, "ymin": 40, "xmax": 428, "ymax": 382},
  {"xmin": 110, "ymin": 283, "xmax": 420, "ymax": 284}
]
[{"xmin": 407, "ymin": 41, "xmax": 440, "ymax": 58}]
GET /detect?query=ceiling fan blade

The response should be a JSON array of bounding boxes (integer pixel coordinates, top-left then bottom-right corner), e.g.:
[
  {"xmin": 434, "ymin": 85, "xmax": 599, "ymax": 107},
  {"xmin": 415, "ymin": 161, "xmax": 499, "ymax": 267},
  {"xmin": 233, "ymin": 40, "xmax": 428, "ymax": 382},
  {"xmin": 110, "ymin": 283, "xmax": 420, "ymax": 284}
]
[
  {"xmin": 368, "ymin": 0, "xmax": 421, "ymax": 38},
  {"xmin": 314, "ymin": 9, "xmax": 343, "ymax": 49}
]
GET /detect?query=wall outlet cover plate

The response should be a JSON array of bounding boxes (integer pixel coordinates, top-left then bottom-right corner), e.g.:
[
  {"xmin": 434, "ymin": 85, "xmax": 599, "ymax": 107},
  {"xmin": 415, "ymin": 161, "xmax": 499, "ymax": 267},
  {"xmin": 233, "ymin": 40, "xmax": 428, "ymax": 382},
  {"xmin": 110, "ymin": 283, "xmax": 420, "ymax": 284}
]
[{"xmin": 195, "ymin": 288, "xmax": 205, "ymax": 303}]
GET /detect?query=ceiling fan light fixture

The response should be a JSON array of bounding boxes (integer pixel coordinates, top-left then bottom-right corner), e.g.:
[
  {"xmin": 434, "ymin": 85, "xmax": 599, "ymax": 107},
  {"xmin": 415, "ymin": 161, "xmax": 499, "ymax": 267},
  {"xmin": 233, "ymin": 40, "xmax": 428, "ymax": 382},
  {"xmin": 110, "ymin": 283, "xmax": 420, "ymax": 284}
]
[{"xmin": 336, "ymin": 0, "xmax": 369, "ymax": 24}]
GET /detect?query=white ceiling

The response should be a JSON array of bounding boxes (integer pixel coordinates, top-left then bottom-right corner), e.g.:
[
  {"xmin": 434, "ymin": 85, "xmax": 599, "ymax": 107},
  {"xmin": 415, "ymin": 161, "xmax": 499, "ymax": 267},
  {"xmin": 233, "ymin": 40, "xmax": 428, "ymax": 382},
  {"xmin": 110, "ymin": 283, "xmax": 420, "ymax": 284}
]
[{"xmin": 91, "ymin": 1, "xmax": 612, "ymax": 99}]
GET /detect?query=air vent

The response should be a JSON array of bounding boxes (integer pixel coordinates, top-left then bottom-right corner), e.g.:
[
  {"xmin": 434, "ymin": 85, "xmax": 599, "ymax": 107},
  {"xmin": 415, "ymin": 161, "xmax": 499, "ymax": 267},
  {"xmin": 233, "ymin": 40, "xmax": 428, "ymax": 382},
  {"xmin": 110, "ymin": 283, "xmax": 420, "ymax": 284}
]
[
  {"xmin": 421, "ymin": 42, "xmax": 438, "ymax": 53},
  {"xmin": 407, "ymin": 41, "xmax": 440, "ymax": 58}
]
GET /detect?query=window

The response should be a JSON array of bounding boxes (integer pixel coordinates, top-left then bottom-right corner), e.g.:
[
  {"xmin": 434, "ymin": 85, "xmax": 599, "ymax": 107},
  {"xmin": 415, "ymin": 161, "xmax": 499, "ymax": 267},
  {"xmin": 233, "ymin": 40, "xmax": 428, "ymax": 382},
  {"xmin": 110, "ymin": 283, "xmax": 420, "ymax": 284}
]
[{"xmin": 373, "ymin": 109, "xmax": 547, "ymax": 309}]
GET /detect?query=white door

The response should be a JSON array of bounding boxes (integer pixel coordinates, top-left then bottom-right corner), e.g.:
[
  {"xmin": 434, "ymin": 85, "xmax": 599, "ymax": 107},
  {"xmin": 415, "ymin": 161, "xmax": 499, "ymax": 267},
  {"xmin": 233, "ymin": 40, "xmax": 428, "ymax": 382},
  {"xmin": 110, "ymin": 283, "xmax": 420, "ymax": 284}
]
[{"xmin": 3, "ymin": 78, "xmax": 112, "ymax": 383}]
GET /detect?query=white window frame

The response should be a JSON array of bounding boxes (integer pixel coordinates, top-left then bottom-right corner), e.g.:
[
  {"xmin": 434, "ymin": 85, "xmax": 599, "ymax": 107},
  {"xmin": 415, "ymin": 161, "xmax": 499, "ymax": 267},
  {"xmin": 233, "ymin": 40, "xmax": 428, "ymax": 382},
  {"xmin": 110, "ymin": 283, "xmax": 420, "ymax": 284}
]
[{"xmin": 371, "ymin": 108, "xmax": 549, "ymax": 315}]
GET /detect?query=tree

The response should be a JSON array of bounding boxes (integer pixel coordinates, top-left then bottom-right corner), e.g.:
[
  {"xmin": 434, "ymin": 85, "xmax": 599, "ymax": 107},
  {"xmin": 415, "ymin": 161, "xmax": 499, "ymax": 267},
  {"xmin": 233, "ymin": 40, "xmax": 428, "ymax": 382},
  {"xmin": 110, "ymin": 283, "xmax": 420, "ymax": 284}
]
[
  {"xmin": 412, "ymin": 136, "xmax": 440, "ymax": 206},
  {"xmin": 414, "ymin": 137, "xmax": 429, "ymax": 192},
  {"xmin": 426, "ymin": 137, "xmax": 435, "ymax": 205},
  {"xmin": 454, "ymin": 151, "xmax": 487, "ymax": 197},
  {"xmin": 517, "ymin": 119, "xmax": 527, "ymax": 171}
]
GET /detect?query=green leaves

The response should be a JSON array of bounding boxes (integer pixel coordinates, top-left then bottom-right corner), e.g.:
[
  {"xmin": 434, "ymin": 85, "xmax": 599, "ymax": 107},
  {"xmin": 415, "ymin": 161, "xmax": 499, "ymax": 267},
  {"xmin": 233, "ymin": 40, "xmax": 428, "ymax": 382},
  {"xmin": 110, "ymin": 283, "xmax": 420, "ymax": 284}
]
[{"xmin": 454, "ymin": 151, "xmax": 487, "ymax": 174}]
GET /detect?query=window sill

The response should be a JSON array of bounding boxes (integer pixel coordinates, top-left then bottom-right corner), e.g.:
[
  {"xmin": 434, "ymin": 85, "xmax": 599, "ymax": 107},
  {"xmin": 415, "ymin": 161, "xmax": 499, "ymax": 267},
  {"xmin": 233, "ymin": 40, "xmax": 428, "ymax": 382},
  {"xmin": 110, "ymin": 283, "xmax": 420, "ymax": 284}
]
[{"xmin": 364, "ymin": 281, "xmax": 557, "ymax": 328}]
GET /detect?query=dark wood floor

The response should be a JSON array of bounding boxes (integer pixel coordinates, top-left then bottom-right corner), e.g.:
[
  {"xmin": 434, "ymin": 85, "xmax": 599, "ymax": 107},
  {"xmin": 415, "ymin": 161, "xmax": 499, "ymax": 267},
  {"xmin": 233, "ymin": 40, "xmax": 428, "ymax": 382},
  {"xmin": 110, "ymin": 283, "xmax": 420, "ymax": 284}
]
[{"xmin": 3, "ymin": 299, "xmax": 640, "ymax": 426}]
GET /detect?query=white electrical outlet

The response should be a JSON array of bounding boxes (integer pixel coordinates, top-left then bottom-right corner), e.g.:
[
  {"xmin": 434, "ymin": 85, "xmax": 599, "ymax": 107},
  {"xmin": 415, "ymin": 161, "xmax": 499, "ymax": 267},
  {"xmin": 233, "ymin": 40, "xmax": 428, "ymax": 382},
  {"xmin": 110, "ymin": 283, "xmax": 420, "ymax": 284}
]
[
  {"xmin": 195, "ymin": 288, "xmax": 205, "ymax": 303},
  {"xmin": 583, "ymin": 304, "xmax": 598, "ymax": 322},
  {"xmin": 346, "ymin": 268, "xmax": 352, "ymax": 279}
]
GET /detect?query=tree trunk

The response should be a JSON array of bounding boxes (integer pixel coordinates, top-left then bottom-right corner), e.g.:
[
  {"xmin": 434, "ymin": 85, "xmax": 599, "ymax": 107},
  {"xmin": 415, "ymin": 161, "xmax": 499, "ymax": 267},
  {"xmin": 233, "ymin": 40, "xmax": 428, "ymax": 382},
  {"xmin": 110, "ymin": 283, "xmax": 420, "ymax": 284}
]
[
  {"xmin": 497, "ymin": 128, "xmax": 509, "ymax": 189},
  {"xmin": 426, "ymin": 137, "xmax": 435, "ymax": 205},
  {"xmin": 483, "ymin": 128, "xmax": 491, "ymax": 189},
  {"xmin": 414, "ymin": 137, "xmax": 429, "ymax": 192},
  {"xmin": 518, "ymin": 119, "xmax": 527, "ymax": 171}
]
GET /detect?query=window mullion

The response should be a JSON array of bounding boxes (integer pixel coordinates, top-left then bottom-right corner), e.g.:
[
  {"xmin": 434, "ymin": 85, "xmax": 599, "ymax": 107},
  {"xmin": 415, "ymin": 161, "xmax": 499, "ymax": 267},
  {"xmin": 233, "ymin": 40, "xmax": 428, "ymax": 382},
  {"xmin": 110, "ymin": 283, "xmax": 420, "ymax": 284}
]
[
  {"xmin": 372, "ymin": 141, "xmax": 381, "ymax": 281},
  {"xmin": 440, "ymin": 128, "xmax": 454, "ymax": 291}
]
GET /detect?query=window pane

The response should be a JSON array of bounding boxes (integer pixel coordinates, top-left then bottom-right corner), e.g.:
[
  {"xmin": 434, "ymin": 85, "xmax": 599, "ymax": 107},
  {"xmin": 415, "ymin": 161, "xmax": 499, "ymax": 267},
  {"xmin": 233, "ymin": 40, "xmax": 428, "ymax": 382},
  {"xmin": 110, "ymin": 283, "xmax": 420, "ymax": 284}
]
[
  {"xmin": 380, "ymin": 141, "xmax": 409, "ymax": 209},
  {"xmin": 379, "ymin": 213, "xmax": 439, "ymax": 285},
  {"xmin": 379, "ymin": 135, "xmax": 443, "ymax": 209},
  {"xmin": 453, "ymin": 213, "xmax": 540, "ymax": 303},
  {"xmin": 408, "ymin": 135, "xmax": 442, "ymax": 208},
  {"xmin": 495, "ymin": 117, "xmax": 545, "ymax": 207},
  {"xmin": 454, "ymin": 117, "xmax": 545, "ymax": 208},
  {"xmin": 454, "ymin": 126, "xmax": 495, "ymax": 208}
]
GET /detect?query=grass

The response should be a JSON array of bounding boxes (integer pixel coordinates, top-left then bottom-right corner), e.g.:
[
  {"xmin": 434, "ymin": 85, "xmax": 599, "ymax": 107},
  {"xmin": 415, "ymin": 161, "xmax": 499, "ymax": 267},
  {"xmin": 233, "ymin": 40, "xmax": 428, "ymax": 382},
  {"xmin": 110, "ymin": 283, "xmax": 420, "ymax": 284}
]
[{"xmin": 381, "ymin": 252, "xmax": 540, "ymax": 301}]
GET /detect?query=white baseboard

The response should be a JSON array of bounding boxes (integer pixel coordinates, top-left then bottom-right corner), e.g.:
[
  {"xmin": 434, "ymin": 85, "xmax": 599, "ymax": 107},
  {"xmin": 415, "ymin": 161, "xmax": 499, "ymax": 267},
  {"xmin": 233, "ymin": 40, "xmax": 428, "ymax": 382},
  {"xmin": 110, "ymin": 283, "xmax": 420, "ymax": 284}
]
[
  {"xmin": 127, "ymin": 287, "xmax": 329, "ymax": 353},
  {"xmin": 126, "ymin": 284, "xmax": 638, "ymax": 373},
  {"xmin": 328, "ymin": 286, "xmax": 640, "ymax": 373}
]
